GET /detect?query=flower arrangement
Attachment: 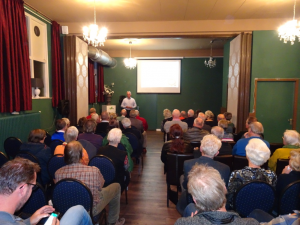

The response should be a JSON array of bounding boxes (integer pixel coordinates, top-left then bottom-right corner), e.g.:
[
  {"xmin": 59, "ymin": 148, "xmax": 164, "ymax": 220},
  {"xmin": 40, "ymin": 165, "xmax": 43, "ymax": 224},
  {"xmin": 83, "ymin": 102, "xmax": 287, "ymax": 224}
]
[{"xmin": 103, "ymin": 83, "xmax": 114, "ymax": 95}]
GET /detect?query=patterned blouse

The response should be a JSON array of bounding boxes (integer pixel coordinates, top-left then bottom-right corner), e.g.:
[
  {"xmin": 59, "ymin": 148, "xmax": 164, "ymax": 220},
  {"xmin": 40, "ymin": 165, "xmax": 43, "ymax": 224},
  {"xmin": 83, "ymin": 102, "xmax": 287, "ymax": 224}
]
[{"xmin": 227, "ymin": 166, "xmax": 277, "ymax": 208}]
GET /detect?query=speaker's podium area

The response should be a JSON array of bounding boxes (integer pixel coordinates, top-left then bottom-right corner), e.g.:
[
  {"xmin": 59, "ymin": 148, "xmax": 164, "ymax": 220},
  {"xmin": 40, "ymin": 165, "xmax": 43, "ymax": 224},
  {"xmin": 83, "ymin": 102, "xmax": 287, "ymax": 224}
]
[{"xmin": 102, "ymin": 105, "xmax": 116, "ymax": 114}]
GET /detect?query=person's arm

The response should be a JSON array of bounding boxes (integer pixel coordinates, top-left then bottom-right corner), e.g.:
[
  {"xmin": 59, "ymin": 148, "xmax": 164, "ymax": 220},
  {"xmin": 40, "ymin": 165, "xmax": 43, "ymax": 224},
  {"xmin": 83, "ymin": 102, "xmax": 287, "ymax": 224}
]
[
  {"xmin": 121, "ymin": 98, "xmax": 126, "ymax": 108},
  {"xmin": 268, "ymin": 150, "xmax": 280, "ymax": 172},
  {"xmin": 132, "ymin": 99, "xmax": 137, "ymax": 108},
  {"xmin": 30, "ymin": 206, "xmax": 55, "ymax": 225}
]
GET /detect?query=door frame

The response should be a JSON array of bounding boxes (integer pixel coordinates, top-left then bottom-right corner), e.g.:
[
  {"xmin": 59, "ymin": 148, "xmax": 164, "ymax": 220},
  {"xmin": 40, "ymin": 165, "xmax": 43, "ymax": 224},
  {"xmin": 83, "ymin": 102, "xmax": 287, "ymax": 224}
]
[{"xmin": 253, "ymin": 78, "xmax": 299, "ymax": 130}]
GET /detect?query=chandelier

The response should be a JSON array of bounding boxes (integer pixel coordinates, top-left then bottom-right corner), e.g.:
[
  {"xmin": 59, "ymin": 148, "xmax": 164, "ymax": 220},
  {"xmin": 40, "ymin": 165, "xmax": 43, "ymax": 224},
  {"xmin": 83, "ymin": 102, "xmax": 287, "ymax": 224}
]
[
  {"xmin": 204, "ymin": 41, "xmax": 216, "ymax": 68},
  {"xmin": 83, "ymin": 0, "xmax": 107, "ymax": 47},
  {"xmin": 278, "ymin": 0, "xmax": 300, "ymax": 45},
  {"xmin": 124, "ymin": 41, "xmax": 137, "ymax": 69}
]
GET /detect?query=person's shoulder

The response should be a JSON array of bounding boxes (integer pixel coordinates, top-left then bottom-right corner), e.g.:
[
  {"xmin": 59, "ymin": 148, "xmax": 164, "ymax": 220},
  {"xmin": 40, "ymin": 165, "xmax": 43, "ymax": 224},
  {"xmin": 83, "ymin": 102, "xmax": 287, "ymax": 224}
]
[
  {"xmin": 236, "ymin": 217, "xmax": 260, "ymax": 225},
  {"xmin": 175, "ymin": 216, "xmax": 202, "ymax": 225}
]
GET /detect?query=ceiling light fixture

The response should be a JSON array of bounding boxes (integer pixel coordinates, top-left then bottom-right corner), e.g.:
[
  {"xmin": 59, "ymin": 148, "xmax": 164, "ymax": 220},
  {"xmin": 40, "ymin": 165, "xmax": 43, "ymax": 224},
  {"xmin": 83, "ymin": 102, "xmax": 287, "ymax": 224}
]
[
  {"xmin": 124, "ymin": 41, "xmax": 137, "ymax": 69},
  {"xmin": 83, "ymin": 0, "xmax": 107, "ymax": 47},
  {"xmin": 278, "ymin": 0, "xmax": 300, "ymax": 45},
  {"xmin": 204, "ymin": 40, "xmax": 216, "ymax": 68}
]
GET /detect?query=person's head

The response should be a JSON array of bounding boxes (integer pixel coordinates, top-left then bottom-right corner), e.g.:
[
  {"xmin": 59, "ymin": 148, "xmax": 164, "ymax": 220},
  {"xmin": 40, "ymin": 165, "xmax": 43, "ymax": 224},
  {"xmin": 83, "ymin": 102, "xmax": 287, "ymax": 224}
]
[
  {"xmin": 89, "ymin": 108, "xmax": 96, "ymax": 114},
  {"xmin": 245, "ymin": 138, "xmax": 270, "ymax": 166},
  {"xmin": 91, "ymin": 113, "xmax": 100, "ymax": 123},
  {"xmin": 188, "ymin": 164, "xmax": 226, "ymax": 212},
  {"xmin": 181, "ymin": 111, "xmax": 187, "ymax": 118},
  {"xmin": 135, "ymin": 110, "xmax": 140, "ymax": 116},
  {"xmin": 188, "ymin": 109, "xmax": 194, "ymax": 117},
  {"xmin": 126, "ymin": 91, "xmax": 131, "ymax": 98},
  {"xmin": 224, "ymin": 112, "xmax": 232, "ymax": 121},
  {"xmin": 55, "ymin": 119, "xmax": 67, "ymax": 131},
  {"xmin": 289, "ymin": 149, "xmax": 300, "ymax": 171},
  {"xmin": 62, "ymin": 118, "xmax": 70, "ymax": 128},
  {"xmin": 205, "ymin": 110, "xmax": 214, "ymax": 120},
  {"xmin": 211, "ymin": 126, "xmax": 224, "ymax": 140},
  {"xmin": 109, "ymin": 113, "xmax": 117, "ymax": 121},
  {"xmin": 78, "ymin": 117, "xmax": 87, "ymax": 127},
  {"xmin": 172, "ymin": 109, "xmax": 181, "ymax": 119},
  {"xmin": 107, "ymin": 128, "xmax": 122, "ymax": 145},
  {"xmin": 283, "ymin": 130, "xmax": 300, "ymax": 146},
  {"xmin": 195, "ymin": 110, "xmax": 202, "ymax": 118},
  {"xmin": 218, "ymin": 119, "xmax": 228, "ymax": 130},
  {"xmin": 121, "ymin": 109, "xmax": 127, "ymax": 116},
  {"xmin": 122, "ymin": 118, "xmax": 131, "ymax": 129},
  {"xmin": 193, "ymin": 118, "xmax": 204, "ymax": 128},
  {"xmin": 169, "ymin": 124, "xmax": 183, "ymax": 139},
  {"xmin": 130, "ymin": 109, "xmax": 137, "ymax": 118},
  {"xmin": 198, "ymin": 112, "xmax": 207, "ymax": 121},
  {"xmin": 245, "ymin": 116, "xmax": 258, "ymax": 129},
  {"xmin": 64, "ymin": 126, "xmax": 79, "ymax": 143},
  {"xmin": 0, "ymin": 158, "xmax": 40, "ymax": 210},
  {"xmin": 64, "ymin": 141, "xmax": 83, "ymax": 165},
  {"xmin": 28, "ymin": 129, "xmax": 46, "ymax": 143},
  {"xmin": 248, "ymin": 122, "xmax": 264, "ymax": 136},
  {"xmin": 200, "ymin": 134, "xmax": 221, "ymax": 157},
  {"xmin": 83, "ymin": 119, "xmax": 97, "ymax": 133},
  {"xmin": 163, "ymin": 109, "xmax": 172, "ymax": 119},
  {"xmin": 217, "ymin": 114, "xmax": 225, "ymax": 121},
  {"xmin": 101, "ymin": 111, "xmax": 109, "ymax": 120}
]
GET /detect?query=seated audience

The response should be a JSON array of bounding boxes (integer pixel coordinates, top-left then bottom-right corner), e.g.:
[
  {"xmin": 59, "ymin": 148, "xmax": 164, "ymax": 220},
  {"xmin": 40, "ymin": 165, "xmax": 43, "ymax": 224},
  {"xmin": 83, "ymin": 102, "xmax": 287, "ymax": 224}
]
[
  {"xmin": 217, "ymin": 113, "xmax": 225, "ymax": 122},
  {"xmin": 54, "ymin": 126, "xmax": 89, "ymax": 165},
  {"xmin": 276, "ymin": 149, "xmax": 300, "ymax": 197},
  {"xmin": 198, "ymin": 112, "xmax": 211, "ymax": 133},
  {"xmin": 205, "ymin": 110, "xmax": 218, "ymax": 127},
  {"xmin": 91, "ymin": 113, "xmax": 101, "ymax": 123},
  {"xmin": 129, "ymin": 110, "xmax": 144, "ymax": 133},
  {"xmin": 19, "ymin": 129, "xmax": 52, "ymax": 185},
  {"xmin": 62, "ymin": 117, "xmax": 70, "ymax": 128},
  {"xmin": 175, "ymin": 164, "xmax": 259, "ymax": 225},
  {"xmin": 268, "ymin": 130, "xmax": 300, "ymax": 172},
  {"xmin": 96, "ymin": 111, "xmax": 110, "ymax": 133},
  {"xmin": 161, "ymin": 124, "xmax": 193, "ymax": 173},
  {"xmin": 108, "ymin": 112, "xmax": 119, "ymax": 129},
  {"xmin": 211, "ymin": 126, "xmax": 232, "ymax": 155},
  {"xmin": 76, "ymin": 117, "xmax": 87, "ymax": 133},
  {"xmin": 183, "ymin": 117, "xmax": 209, "ymax": 142},
  {"xmin": 117, "ymin": 109, "xmax": 127, "ymax": 122},
  {"xmin": 161, "ymin": 108, "xmax": 173, "ymax": 141},
  {"xmin": 195, "ymin": 109, "xmax": 202, "ymax": 118},
  {"xmin": 86, "ymin": 107, "xmax": 96, "ymax": 119},
  {"xmin": 164, "ymin": 109, "xmax": 188, "ymax": 141},
  {"xmin": 232, "ymin": 122, "xmax": 269, "ymax": 156},
  {"xmin": 51, "ymin": 119, "xmax": 67, "ymax": 141},
  {"xmin": 136, "ymin": 110, "xmax": 148, "ymax": 153},
  {"xmin": 218, "ymin": 119, "xmax": 234, "ymax": 141},
  {"xmin": 180, "ymin": 111, "xmax": 188, "ymax": 122},
  {"xmin": 55, "ymin": 141, "xmax": 125, "ymax": 225},
  {"xmin": 227, "ymin": 138, "xmax": 276, "ymax": 208},
  {"xmin": 185, "ymin": 109, "xmax": 195, "ymax": 128},
  {"xmin": 97, "ymin": 128, "xmax": 130, "ymax": 191},
  {"xmin": 0, "ymin": 158, "xmax": 93, "ymax": 225},
  {"xmin": 78, "ymin": 119, "xmax": 103, "ymax": 150},
  {"xmin": 235, "ymin": 116, "xmax": 258, "ymax": 141},
  {"xmin": 224, "ymin": 112, "xmax": 235, "ymax": 133}
]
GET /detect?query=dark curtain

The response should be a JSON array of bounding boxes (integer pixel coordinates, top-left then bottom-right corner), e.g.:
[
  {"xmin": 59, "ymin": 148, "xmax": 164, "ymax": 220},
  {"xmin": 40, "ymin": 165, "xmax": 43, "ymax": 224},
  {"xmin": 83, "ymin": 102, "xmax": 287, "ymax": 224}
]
[
  {"xmin": 0, "ymin": 0, "xmax": 32, "ymax": 113},
  {"xmin": 88, "ymin": 59, "xmax": 95, "ymax": 104},
  {"xmin": 97, "ymin": 64, "xmax": 105, "ymax": 103},
  {"xmin": 51, "ymin": 21, "xmax": 64, "ymax": 107}
]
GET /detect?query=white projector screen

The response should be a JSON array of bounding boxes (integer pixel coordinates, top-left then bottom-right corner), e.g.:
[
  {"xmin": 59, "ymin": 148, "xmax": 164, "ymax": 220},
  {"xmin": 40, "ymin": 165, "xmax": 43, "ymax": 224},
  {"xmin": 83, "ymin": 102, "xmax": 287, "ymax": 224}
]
[{"xmin": 137, "ymin": 60, "xmax": 181, "ymax": 93}]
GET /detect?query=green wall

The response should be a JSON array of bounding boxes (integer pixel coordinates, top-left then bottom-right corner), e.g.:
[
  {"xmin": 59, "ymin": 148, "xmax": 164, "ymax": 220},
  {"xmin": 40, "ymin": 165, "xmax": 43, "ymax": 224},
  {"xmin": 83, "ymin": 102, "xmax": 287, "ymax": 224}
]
[
  {"xmin": 222, "ymin": 40, "xmax": 230, "ymax": 108},
  {"xmin": 100, "ymin": 57, "xmax": 224, "ymax": 130}
]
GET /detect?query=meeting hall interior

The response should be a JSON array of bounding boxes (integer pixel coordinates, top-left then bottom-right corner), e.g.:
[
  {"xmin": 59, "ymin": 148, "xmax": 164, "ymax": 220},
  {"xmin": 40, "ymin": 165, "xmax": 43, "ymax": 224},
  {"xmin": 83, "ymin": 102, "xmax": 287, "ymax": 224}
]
[{"xmin": 1, "ymin": 0, "xmax": 300, "ymax": 224}]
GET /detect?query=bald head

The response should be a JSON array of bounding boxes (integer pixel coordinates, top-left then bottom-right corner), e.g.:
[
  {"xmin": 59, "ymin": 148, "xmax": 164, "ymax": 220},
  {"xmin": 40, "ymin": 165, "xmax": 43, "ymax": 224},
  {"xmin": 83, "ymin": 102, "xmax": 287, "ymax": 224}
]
[
  {"xmin": 121, "ymin": 109, "xmax": 127, "ymax": 116},
  {"xmin": 101, "ymin": 111, "xmax": 109, "ymax": 120},
  {"xmin": 188, "ymin": 109, "xmax": 194, "ymax": 117},
  {"xmin": 211, "ymin": 126, "xmax": 224, "ymax": 140},
  {"xmin": 172, "ymin": 109, "xmax": 181, "ymax": 119},
  {"xmin": 181, "ymin": 111, "xmax": 187, "ymax": 118},
  {"xmin": 217, "ymin": 114, "xmax": 225, "ymax": 121},
  {"xmin": 193, "ymin": 118, "xmax": 204, "ymax": 128}
]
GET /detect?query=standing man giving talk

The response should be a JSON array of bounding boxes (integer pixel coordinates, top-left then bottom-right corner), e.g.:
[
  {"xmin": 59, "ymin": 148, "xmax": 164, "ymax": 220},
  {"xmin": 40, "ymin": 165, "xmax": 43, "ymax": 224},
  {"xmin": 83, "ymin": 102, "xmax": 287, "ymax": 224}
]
[{"xmin": 121, "ymin": 91, "xmax": 137, "ymax": 117}]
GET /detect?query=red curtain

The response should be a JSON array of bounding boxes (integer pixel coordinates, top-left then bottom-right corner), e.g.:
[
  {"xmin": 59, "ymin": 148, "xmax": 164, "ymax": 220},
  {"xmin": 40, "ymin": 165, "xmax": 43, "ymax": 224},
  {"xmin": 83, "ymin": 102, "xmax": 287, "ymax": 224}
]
[
  {"xmin": 88, "ymin": 59, "xmax": 95, "ymax": 104},
  {"xmin": 97, "ymin": 64, "xmax": 105, "ymax": 103},
  {"xmin": 51, "ymin": 21, "xmax": 64, "ymax": 107},
  {"xmin": 0, "ymin": 0, "xmax": 32, "ymax": 113}
]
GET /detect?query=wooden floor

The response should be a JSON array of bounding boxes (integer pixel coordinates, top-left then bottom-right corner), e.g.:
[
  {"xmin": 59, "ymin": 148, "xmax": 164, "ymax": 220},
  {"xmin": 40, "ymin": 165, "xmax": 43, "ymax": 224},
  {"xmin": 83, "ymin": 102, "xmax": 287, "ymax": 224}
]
[{"xmin": 119, "ymin": 131, "xmax": 181, "ymax": 224}]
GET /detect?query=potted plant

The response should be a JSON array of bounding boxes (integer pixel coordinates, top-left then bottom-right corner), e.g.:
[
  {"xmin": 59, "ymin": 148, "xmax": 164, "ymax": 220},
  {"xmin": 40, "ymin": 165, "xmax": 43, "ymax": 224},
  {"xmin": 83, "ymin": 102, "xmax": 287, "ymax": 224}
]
[{"xmin": 103, "ymin": 83, "xmax": 114, "ymax": 105}]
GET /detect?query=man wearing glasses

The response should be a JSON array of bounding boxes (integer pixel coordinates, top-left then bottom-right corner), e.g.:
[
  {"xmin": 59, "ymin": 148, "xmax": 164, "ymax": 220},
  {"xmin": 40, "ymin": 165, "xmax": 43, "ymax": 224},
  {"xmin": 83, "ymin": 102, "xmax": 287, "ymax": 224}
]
[{"xmin": 0, "ymin": 158, "xmax": 93, "ymax": 225}]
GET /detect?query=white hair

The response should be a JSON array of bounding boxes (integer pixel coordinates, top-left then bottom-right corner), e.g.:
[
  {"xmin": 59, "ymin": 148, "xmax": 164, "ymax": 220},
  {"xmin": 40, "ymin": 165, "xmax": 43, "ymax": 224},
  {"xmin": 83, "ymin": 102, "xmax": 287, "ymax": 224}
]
[
  {"xmin": 91, "ymin": 113, "xmax": 99, "ymax": 121},
  {"xmin": 107, "ymin": 128, "xmax": 122, "ymax": 145},
  {"xmin": 188, "ymin": 109, "xmax": 194, "ymax": 117},
  {"xmin": 64, "ymin": 126, "xmax": 79, "ymax": 143},
  {"xmin": 62, "ymin": 118, "xmax": 70, "ymax": 126},
  {"xmin": 246, "ymin": 138, "xmax": 270, "ymax": 166},
  {"xmin": 127, "ymin": 91, "xmax": 131, "ymax": 94},
  {"xmin": 122, "ymin": 118, "xmax": 131, "ymax": 128},
  {"xmin": 201, "ymin": 134, "xmax": 221, "ymax": 157},
  {"xmin": 283, "ymin": 130, "xmax": 300, "ymax": 146},
  {"xmin": 211, "ymin": 126, "xmax": 224, "ymax": 140}
]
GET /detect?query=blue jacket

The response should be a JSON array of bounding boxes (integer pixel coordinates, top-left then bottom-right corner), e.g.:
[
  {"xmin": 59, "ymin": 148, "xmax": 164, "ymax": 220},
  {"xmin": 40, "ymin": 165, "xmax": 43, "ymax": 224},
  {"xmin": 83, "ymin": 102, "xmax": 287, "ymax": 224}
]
[
  {"xmin": 232, "ymin": 136, "xmax": 270, "ymax": 156},
  {"xmin": 51, "ymin": 131, "xmax": 65, "ymax": 142}
]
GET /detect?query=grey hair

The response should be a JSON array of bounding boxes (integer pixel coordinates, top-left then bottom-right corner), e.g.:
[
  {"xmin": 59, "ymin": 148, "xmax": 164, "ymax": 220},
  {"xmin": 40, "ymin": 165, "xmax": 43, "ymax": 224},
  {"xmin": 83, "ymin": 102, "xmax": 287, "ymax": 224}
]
[
  {"xmin": 211, "ymin": 126, "xmax": 224, "ymax": 140},
  {"xmin": 107, "ymin": 128, "xmax": 122, "ymax": 145},
  {"xmin": 188, "ymin": 109, "xmax": 194, "ymax": 117},
  {"xmin": 122, "ymin": 118, "xmax": 131, "ymax": 128},
  {"xmin": 198, "ymin": 112, "xmax": 207, "ymax": 121},
  {"xmin": 194, "ymin": 118, "xmax": 204, "ymax": 127},
  {"xmin": 127, "ymin": 91, "xmax": 131, "ymax": 94},
  {"xmin": 91, "ymin": 113, "xmax": 99, "ymax": 121},
  {"xmin": 218, "ymin": 120, "xmax": 228, "ymax": 129},
  {"xmin": 201, "ymin": 134, "xmax": 221, "ymax": 157},
  {"xmin": 283, "ymin": 130, "xmax": 300, "ymax": 146},
  {"xmin": 249, "ymin": 122, "xmax": 264, "ymax": 134},
  {"xmin": 64, "ymin": 126, "xmax": 79, "ymax": 143},
  {"xmin": 130, "ymin": 110, "xmax": 137, "ymax": 118},
  {"xmin": 246, "ymin": 138, "xmax": 270, "ymax": 166}
]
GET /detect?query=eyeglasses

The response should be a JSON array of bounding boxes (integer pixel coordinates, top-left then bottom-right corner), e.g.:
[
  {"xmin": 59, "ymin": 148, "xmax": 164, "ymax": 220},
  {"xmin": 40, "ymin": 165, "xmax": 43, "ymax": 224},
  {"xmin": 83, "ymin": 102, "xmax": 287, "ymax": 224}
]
[{"xmin": 19, "ymin": 183, "xmax": 38, "ymax": 191}]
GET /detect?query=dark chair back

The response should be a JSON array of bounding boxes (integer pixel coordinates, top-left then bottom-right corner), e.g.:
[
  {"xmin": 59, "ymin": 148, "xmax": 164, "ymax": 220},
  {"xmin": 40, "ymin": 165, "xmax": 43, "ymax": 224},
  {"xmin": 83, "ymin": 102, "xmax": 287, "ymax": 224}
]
[
  {"xmin": 0, "ymin": 152, "xmax": 8, "ymax": 168},
  {"xmin": 89, "ymin": 155, "xmax": 115, "ymax": 187},
  {"xmin": 214, "ymin": 155, "xmax": 233, "ymax": 171},
  {"xmin": 16, "ymin": 152, "xmax": 40, "ymax": 164},
  {"xmin": 233, "ymin": 155, "xmax": 268, "ymax": 171},
  {"xmin": 117, "ymin": 143, "xmax": 127, "ymax": 151},
  {"xmin": 44, "ymin": 132, "xmax": 52, "ymax": 147},
  {"xmin": 269, "ymin": 143, "xmax": 284, "ymax": 156},
  {"xmin": 78, "ymin": 139, "xmax": 97, "ymax": 159},
  {"xmin": 279, "ymin": 180, "xmax": 300, "ymax": 215},
  {"xmin": 4, "ymin": 137, "xmax": 22, "ymax": 159},
  {"xmin": 228, "ymin": 141, "xmax": 236, "ymax": 149},
  {"xmin": 96, "ymin": 131, "xmax": 107, "ymax": 138},
  {"xmin": 19, "ymin": 183, "xmax": 47, "ymax": 218},
  {"xmin": 190, "ymin": 141, "xmax": 200, "ymax": 149},
  {"xmin": 47, "ymin": 154, "xmax": 66, "ymax": 179},
  {"xmin": 124, "ymin": 132, "xmax": 140, "ymax": 157},
  {"xmin": 233, "ymin": 181, "xmax": 275, "ymax": 217},
  {"xmin": 49, "ymin": 139, "xmax": 64, "ymax": 155},
  {"xmin": 276, "ymin": 159, "xmax": 289, "ymax": 176}
]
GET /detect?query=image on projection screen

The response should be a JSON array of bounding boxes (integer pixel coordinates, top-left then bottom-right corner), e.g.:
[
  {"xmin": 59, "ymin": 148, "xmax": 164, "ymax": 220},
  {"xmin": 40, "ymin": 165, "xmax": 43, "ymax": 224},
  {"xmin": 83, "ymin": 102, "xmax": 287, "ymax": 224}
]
[{"xmin": 137, "ymin": 60, "xmax": 181, "ymax": 93}]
